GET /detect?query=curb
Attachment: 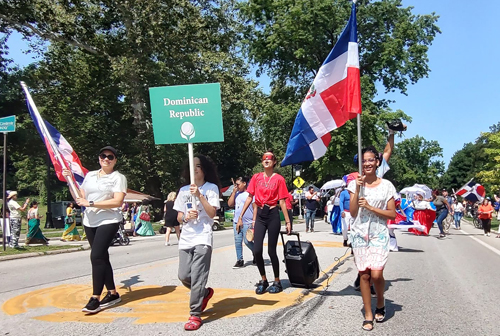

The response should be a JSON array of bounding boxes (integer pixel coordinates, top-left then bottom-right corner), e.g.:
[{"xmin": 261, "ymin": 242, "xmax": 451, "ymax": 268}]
[{"xmin": 0, "ymin": 245, "xmax": 90, "ymax": 262}]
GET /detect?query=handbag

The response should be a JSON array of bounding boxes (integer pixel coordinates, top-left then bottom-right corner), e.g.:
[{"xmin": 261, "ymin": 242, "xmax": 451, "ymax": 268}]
[
  {"xmin": 65, "ymin": 217, "xmax": 74, "ymax": 224},
  {"xmin": 139, "ymin": 212, "xmax": 151, "ymax": 222},
  {"xmin": 246, "ymin": 227, "xmax": 254, "ymax": 242}
]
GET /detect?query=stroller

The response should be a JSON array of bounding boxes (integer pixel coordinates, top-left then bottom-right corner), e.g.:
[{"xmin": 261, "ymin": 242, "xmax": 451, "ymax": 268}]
[{"xmin": 110, "ymin": 220, "xmax": 130, "ymax": 246}]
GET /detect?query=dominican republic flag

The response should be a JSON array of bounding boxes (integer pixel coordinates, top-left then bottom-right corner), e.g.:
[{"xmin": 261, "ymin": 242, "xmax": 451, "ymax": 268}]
[
  {"xmin": 456, "ymin": 179, "xmax": 486, "ymax": 203},
  {"xmin": 21, "ymin": 83, "xmax": 88, "ymax": 185},
  {"xmin": 281, "ymin": 3, "xmax": 361, "ymax": 166}
]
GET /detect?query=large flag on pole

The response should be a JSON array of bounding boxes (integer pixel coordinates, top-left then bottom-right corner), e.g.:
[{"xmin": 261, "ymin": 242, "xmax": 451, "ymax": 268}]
[
  {"xmin": 21, "ymin": 82, "xmax": 88, "ymax": 191},
  {"xmin": 281, "ymin": 2, "xmax": 361, "ymax": 167},
  {"xmin": 456, "ymin": 179, "xmax": 486, "ymax": 203}
]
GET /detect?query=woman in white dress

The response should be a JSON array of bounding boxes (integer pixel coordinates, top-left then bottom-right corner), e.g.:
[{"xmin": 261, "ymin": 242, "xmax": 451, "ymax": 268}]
[{"xmin": 348, "ymin": 146, "xmax": 396, "ymax": 331}]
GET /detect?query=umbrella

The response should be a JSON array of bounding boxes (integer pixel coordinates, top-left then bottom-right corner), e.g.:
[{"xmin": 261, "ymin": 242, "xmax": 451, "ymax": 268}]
[
  {"xmin": 399, "ymin": 186, "xmax": 426, "ymax": 199},
  {"xmin": 412, "ymin": 184, "xmax": 432, "ymax": 199},
  {"xmin": 320, "ymin": 179, "xmax": 346, "ymax": 191},
  {"xmin": 222, "ymin": 185, "xmax": 234, "ymax": 197}
]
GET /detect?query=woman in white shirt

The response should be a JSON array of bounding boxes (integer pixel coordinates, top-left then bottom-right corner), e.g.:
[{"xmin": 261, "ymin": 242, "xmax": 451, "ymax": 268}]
[
  {"xmin": 174, "ymin": 154, "xmax": 220, "ymax": 331},
  {"xmin": 451, "ymin": 198, "xmax": 464, "ymax": 230},
  {"xmin": 63, "ymin": 146, "xmax": 127, "ymax": 314}
]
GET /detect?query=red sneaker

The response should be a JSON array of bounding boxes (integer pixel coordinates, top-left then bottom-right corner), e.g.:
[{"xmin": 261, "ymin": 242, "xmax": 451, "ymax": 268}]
[
  {"xmin": 184, "ymin": 316, "xmax": 202, "ymax": 331},
  {"xmin": 201, "ymin": 287, "xmax": 214, "ymax": 312}
]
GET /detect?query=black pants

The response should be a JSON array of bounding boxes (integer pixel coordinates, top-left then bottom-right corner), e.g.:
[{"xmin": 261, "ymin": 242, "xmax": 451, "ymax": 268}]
[
  {"xmin": 85, "ymin": 223, "xmax": 120, "ymax": 296},
  {"xmin": 254, "ymin": 206, "xmax": 281, "ymax": 278},
  {"xmin": 481, "ymin": 218, "xmax": 491, "ymax": 234},
  {"xmin": 287, "ymin": 209, "xmax": 293, "ymax": 231}
]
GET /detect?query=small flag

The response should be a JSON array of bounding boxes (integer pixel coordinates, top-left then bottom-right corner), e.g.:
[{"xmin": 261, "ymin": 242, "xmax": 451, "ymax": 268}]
[
  {"xmin": 456, "ymin": 179, "xmax": 486, "ymax": 203},
  {"xmin": 281, "ymin": 2, "xmax": 361, "ymax": 166},
  {"xmin": 21, "ymin": 83, "xmax": 88, "ymax": 186}
]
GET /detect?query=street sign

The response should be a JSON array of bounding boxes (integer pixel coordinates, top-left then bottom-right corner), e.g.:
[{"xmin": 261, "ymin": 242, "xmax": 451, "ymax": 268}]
[
  {"xmin": 149, "ymin": 83, "xmax": 224, "ymax": 145},
  {"xmin": 0, "ymin": 115, "xmax": 16, "ymax": 133},
  {"xmin": 293, "ymin": 176, "xmax": 305, "ymax": 188},
  {"xmin": 296, "ymin": 189, "xmax": 302, "ymax": 194}
]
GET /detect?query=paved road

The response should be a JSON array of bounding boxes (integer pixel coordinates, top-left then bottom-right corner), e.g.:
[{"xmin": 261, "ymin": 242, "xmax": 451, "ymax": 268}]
[{"xmin": 1, "ymin": 219, "xmax": 500, "ymax": 335}]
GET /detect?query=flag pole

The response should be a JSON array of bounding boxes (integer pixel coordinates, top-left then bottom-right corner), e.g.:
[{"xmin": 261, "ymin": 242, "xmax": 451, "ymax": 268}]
[
  {"xmin": 353, "ymin": 0, "xmax": 363, "ymax": 195},
  {"xmin": 20, "ymin": 82, "xmax": 82, "ymax": 200}
]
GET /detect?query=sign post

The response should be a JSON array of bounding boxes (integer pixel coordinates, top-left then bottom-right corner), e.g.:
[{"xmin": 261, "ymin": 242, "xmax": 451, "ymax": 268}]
[
  {"xmin": 0, "ymin": 115, "xmax": 16, "ymax": 251},
  {"xmin": 149, "ymin": 83, "xmax": 224, "ymax": 185},
  {"xmin": 293, "ymin": 177, "xmax": 305, "ymax": 219}
]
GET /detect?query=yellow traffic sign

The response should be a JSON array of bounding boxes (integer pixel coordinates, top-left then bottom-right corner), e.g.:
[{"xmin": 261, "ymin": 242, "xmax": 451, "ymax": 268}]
[{"xmin": 293, "ymin": 177, "xmax": 305, "ymax": 188}]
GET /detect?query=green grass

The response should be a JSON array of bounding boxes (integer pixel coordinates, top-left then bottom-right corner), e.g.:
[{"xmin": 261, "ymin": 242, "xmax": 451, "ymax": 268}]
[{"xmin": 0, "ymin": 245, "xmax": 78, "ymax": 256}]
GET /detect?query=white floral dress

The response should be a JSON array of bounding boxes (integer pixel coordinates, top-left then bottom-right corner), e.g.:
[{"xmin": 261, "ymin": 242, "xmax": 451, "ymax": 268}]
[{"xmin": 347, "ymin": 179, "xmax": 396, "ymax": 271}]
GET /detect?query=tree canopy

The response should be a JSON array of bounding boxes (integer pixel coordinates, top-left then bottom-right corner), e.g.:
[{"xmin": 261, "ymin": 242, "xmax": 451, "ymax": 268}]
[{"xmin": 0, "ymin": 0, "xmax": 444, "ymax": 201}]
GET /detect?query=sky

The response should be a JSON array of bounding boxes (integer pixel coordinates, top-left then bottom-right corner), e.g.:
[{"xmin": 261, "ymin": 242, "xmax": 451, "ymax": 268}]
[{"xmin": 5, "ymin": 0, "xmax": 500, "ymax": 167}]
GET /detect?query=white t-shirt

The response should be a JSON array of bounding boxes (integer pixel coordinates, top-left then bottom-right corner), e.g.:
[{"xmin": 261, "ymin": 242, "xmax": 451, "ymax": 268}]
[
  {"xmin": 174, "ymin": 182, "xmax": 220, "ymax": 250},
  {"xmin": 8, "ymin": 199, "xmax": 21, "ymax": 219},
  {"xmin": 80, "ymin": 170, "xmax": 128, "ymax": 227},
  {"xmin": 234, "ymin": 191, "xmax": 254, "ymax": 225},
  {"xmin": 376, "ymin": 158, "xmax": 390, "ymax": 178},
  {"xmin": 452, "ymin": 203, "xmax": 464, "ymax": 213}
]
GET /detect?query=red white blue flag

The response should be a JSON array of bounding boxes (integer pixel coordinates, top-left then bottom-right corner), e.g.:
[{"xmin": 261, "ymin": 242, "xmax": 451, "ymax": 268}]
[
  {"xmin": 21, "ymin": 83, "xmax": 88, "ymax": 185},
  {"xmin": 456, "ymin": 179, "xmax": 486, "ymax": 203},
  {"xmin": 281, "ymin": 3, "xmax": 361, "ymax": 166}
]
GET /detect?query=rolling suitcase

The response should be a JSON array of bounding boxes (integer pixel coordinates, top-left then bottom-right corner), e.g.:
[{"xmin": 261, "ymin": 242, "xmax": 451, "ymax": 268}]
[{"xmin": 280, "ymin": 231, "xmax": 319, "ymax": 288}]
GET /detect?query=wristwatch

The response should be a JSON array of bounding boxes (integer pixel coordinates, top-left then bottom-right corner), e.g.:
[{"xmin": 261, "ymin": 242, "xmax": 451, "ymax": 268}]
[
  {"xmin": 182, "ymin": 214, "xmax": 188, "ymax": 223},
  {"xmin": 89, "ymin": 201, "xmax": 95, "ymax": 207}
]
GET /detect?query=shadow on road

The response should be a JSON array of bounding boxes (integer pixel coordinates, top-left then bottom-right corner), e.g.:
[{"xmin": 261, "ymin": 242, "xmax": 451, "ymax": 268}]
[
  {"xmin": 203, "ymin": 296, "xmax": 280, "ymax": 322},
  {"xmin": 396, "ymin": 247, "xmax": 424, "ymax": 253},
  {"xmin": 120, "ymin": 275, "xmax": 144, "ymax": 292},
  {"xmin": 117, "ymin": 285, "xmax": 177, "ymax": 306}
]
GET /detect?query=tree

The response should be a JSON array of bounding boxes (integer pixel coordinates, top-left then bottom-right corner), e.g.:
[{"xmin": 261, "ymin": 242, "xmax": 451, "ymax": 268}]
[
  {"xmin": 476, "ymin": 131, "xmax": 500, "ymax": 194},
  {"xmin": 0, "ymin": 0, "xmax": 262, "ymax": 197},
  {"xmin": 239, "ymin": 0, "xmax": 439, "ymax": 184},
  {"xmin": 384, "ymin": 136, "xmax": 444, "ymax": 190}
]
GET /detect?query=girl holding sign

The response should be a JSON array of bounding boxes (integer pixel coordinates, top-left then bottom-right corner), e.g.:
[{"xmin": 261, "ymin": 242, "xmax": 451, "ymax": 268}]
[
  {"xmin": 174, "ymin": 154, "xmax": 220, "ymax": 331},
  {"xmin": 238, "ymin": 151, "xmax": 291, "ymax": 295}
]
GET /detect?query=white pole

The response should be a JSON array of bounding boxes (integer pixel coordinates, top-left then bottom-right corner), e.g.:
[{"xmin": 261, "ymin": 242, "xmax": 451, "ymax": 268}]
[
  {"xmin": 20, "ymin": 82, "xmax": 82, "ymax": 200},
  {"xmin": 188, "ymin": 143, "xmax": 195, "ymax": 185},
  {"xmin": 298, "ymin": 193, "xmax": 303, "ymax": 219},
  {"xmin": 357, "ymin": 114, "xmax": 363, "ymax": 197}
]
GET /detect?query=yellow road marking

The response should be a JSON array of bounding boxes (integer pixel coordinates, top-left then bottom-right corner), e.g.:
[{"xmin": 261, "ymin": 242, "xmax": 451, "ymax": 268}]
[{"xmin": 2, "ymin": 244, "xmax": 351, "ymax": 324}]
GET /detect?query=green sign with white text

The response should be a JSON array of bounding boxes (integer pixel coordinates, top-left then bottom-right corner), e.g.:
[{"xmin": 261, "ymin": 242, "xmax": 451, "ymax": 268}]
[
  {"xmin": 149, "ymin": 83, "xmax": 224, "ymax": 144},
  {"xmin": 0, "ymin": 115, "xmax": 16, "ymax": 133}
]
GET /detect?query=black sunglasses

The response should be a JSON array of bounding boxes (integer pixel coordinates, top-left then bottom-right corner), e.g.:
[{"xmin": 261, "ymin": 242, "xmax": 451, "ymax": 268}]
[{"xmin": 99, "ymin": 153, "xmax": 115, "ymax": 160}]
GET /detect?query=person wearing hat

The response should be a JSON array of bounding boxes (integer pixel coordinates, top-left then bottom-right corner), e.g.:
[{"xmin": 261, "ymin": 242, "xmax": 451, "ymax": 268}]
[
  {"xmin": 7, "ymin": 191, "xmax": 30, "ymax": 248},
  {"xmin": 62, "ymin": 146, "xmax": 127, "ymax": 314}
]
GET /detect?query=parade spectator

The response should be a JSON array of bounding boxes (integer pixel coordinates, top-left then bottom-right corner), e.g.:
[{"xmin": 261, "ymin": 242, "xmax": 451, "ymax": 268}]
[
  {"xmin": 494, "ymin": 194, "xmax": 500, "ymax": 220},
  {"xmin": 174, "ymin": 154, "xmax": 220, "ymax": 331},
  {"xmin": 451, "ymin": 198, "xmax": 464, "ymax": 230},
  {"xmin": 25, "ymin": 200, "xmax": 48, "ymax": 245},
  {"xmin": 348, "ymin": 146, "xmax": 397, "ymax": 331},
  {"xmin": 164, "ymin": 192, "xmax": 179, "ymax": 246},
  {"xmin": 478, "ymin": 198, "xmax": 494, "ymax": 236},
  {"xmin": 339, "ymin": 187, "xmax": 352, "ymax": 247},
  {"xmin": 61, "ymin": 202, "xmax": 81, "ymax": 241},
  {"xmin": 304, "ymin": 186, "xmax": 320, "ymax": 232},
  {"xmin": 135, "ymin": 199, "xmax": 155, "ymax": 236},
  {"xmin": 227, "ymin": 176, "xmax": 255, "ymax": 268},
  {"xmin": 432, "ymin": 190, "xmax": 451, "ymax": 238},
  {"xmin": 238, "ymin": 150, "xmax": 291, "ymax": 295},
  {"xmin": 63, "ymin": 146, "xmax": 127, "ymax": 314},
  {"xmin": 6, "ymin": 191, "xmax": 29, "ymax": 248}
]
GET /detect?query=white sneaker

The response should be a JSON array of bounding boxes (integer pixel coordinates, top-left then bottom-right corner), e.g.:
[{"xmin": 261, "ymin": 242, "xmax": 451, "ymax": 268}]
[
  {"xmin": 487, "ymin": 233, "xmax": 490, "ymax": 237},
  {"xmin": 165, "ymin": 242, "xmax": 171, "ymax": 246},
  {"xmin": 484, "ymin": 234, "xmax": 488, "ymax": 237}
]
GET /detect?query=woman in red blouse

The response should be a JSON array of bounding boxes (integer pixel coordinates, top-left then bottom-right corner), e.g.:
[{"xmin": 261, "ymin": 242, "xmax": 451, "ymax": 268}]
[
  {"xmin": 478, "ymin": 198, "xmax": 494, "ymax": 236},
  {"xmin": 238, "ymin": 151, "xmax": 291, "ymax": 294}
]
